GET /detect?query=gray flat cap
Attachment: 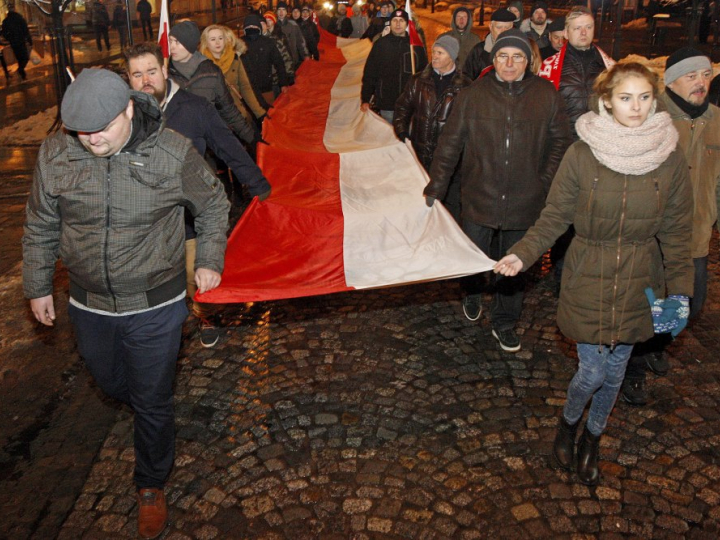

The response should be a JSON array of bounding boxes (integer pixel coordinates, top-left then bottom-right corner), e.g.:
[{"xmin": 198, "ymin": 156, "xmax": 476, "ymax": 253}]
[{"xmin": 61, "ymin": 68, "xmax": 130, "ymax": 132}]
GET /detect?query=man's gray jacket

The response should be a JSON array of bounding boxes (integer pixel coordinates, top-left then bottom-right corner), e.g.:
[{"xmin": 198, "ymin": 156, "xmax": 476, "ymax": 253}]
[{"xmin": 23, "ymin": 91, "xmax": 230, "ymax": 313}]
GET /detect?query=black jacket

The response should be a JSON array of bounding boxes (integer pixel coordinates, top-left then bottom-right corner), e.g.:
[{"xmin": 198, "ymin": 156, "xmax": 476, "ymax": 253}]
[
  {"xmin": 393, "ymin": 65, "xmax": 472, "ymax": 170},
  {"xmin": 164, "ymin": 83, "xmax": 270, "ymax": 198},
  {"xmin": 329, "ymin": 14, "xmax": 353, "ymax": 38},
  {"xmin": 298, "ymin": 18, "xmax": 320, "ymax": 60},
  {"xmin": 558, "ymin": 45, "xmax": 606, "ymax": 140},
  {"xmin": 361, "ymin": 34, "xmax": 428, "ymax": 112},
  {"xmin": 169, "ymin": 55, "xmax": 256, "ymax": 144},
  {"xmin": 1, "ymin": 11, "xmax": 32, "ymax": 47},
  {"xmin": 242, "ymin": 33, "xmax": 290, "ymax": 94},
  {"xmin": 426, "ymin": 70, "xmax": 572, "ymax": 230},
  {"xmin": 462, "ymin": 38, "xmax": 491, "ymax": 81}
]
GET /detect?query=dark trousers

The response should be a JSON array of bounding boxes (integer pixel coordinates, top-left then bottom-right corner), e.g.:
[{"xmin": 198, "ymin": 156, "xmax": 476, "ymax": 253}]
[
  {"xmin": 462, "ymin": 222, "xmax": 527, "ymax": 330},
  {"xmin": 141, "ymin": 17, "xmax": 153, "ymax": 40},
  {"xmin": 10, "ymin": 41, "xmax": 29, "ymax": 79},
  {"xmin": 69, "ymin": 299, "xmax": 187, "ymax": 489},
  {"xmin": 116, "ymin": 27, "xmax": 127, "ymax": 49},
  {"xmin": 94, "ymin": 24, "xmax": 110, "ymax": 51}
]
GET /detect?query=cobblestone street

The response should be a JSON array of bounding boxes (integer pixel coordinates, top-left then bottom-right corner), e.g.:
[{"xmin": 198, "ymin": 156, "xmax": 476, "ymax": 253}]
[{"xmin": 2, "ymin": 6, "xmax": 720, "ymax": 540}]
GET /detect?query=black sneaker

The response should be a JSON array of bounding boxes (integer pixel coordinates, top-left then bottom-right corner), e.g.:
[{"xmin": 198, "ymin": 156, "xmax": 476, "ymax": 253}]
[
  {"xmin": 492, "ymin": 328, "xmax": 521, "ymax": 352},
  {"xmin": 621, "ymin": 378, "xmax": 647, "ymax": 406},
  {"xmin": 199, "ymin": 318, "xmax": 220, "ymax": 348},
  {"xmin": 645, "ymin": 352, "xmax": 669, "ymax": 376},
  {"xmin": 462, "ymin": 295, "xmax": 482, "ymax": 321}
]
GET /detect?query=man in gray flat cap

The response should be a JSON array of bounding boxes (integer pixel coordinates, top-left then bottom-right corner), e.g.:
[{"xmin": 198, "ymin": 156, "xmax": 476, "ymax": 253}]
[
  {"xmin": 22, "ymin": 68, "xmax": 229, "ymax": 539},
  {"xmin": 425, "ymin": 29, "xmax": 571, "ymax": 352}
]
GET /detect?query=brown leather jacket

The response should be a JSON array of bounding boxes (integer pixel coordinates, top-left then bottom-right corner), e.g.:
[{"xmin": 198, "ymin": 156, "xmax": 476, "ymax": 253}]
[
  {"xmin": 426, "ymin": 70, "xmax": 572, "ymax": 230},
  {"xmin": 393, "ymin": 65, "xmax": 472, "ymax": 170}
]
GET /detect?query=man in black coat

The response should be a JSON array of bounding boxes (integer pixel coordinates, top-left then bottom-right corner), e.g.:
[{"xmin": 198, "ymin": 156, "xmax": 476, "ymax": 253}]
[
  {"xmin": 168, "ymin": 21, "xmax": 258, "ymax": 145},
  {"xmin": 136, "ymin": 0, "xmax": 153, "ymax": 40},
  {"xmin": 328, "ymin": 2, "xmax": 354, "ymax": 38},
  {"xmin": 1, "ymin": 3, "xmax": 33, "ymax": 81},
  {"xmin": 463, "ymin": 8, "xmax": 515, "ymax": 80},
  {"xmin": 361, "ymin": 9, "xmax": 428, "ymax": 123},
  {"xmin": 298, "ymin": 4, "xmax": 320, "ymax": 60},
  {"xmin": 125, "ymin": 42, "xmax": 270, "ymax": 348},
  {"xmin": 242, "ymin": 13, "xmax": 290, "ymax": 107},
  {"xmin": 92, "ymin": 0, "xmax": 111, "ymax": 51}
]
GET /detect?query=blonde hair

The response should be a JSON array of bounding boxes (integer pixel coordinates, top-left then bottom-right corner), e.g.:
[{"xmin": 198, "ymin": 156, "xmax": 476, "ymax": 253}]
[
  {"xmin": 528, "ymin": 38, "xmax": 542, "ymax": 74},
  {"xmin": 565, "ymin": 6, "xmax": 593, "ymax": 29},
  {"xmin": 200, "ymin": 24, "xmax": 241, "ymax": 56},
  {"xmin": 594, "ymin": 62, "xmax": 660, "ymax": 107}
]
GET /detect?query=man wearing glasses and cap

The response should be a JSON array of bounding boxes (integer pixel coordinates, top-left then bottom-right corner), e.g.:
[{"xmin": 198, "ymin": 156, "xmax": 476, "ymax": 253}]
[{"xmin": 23, "ymin": 68, "xmax": 229, "ymax": 539}]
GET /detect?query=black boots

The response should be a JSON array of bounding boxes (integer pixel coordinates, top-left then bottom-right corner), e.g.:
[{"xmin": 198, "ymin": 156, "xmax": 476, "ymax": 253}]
[
  {"xmin": 576, "ymin": 426, "xmax": 601, "ymax": 485},
  {"xmin": 552, "ymin": 416, "xmax": 579, "ymax": 470}
]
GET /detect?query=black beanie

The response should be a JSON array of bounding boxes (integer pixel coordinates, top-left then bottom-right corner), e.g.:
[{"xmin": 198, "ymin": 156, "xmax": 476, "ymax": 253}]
[
  {"xmin": 531, "ymin": 1, "xmax": 548, "ymax": 16},
  {"xmin": 244, "ymin": 13, "xmax": 263, "ymax": 29},
  {"xmin": 548, "ymin": 17, "xmax": 565, "ymax": 33},
  {"xmin": 170, "ymin": 21, "xmax": 200, "ymax": 53}
]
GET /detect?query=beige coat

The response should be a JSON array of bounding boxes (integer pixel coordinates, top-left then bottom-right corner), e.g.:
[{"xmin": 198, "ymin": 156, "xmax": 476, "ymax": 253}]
[{"xmin": 660, "ymin": 93, "xmax": 720, "ymax": 258}]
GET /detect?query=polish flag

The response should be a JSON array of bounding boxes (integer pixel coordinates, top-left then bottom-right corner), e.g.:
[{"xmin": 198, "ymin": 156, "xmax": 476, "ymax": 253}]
[
  {"xmin": 197, "ymin": 29, "xmax": 493, "ymax": 304},
  {"xmin": 158, "ymin": 0, "xmax": 170, "ymax": 58},
  {"xmin": 405, "ymin": 0, "xmax": 423, "ymax": 47}
]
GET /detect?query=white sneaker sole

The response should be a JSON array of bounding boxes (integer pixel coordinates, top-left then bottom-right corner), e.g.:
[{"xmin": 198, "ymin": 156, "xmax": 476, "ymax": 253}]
[{"xmin": 492, "ymin": 329, "xmax": 521, "ymax": 352}]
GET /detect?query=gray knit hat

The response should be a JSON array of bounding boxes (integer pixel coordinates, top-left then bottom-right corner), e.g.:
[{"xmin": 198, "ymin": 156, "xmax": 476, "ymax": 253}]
[
  {"xmin": 433, "ymin": 35, "xmax": 460, "ymax": 63},
  {"xmin": 491, "ymin": 28, "xmax": 532, "ymax": 61},
  {"xmin": 664, "ymin": 47, "xmax": 712, "ymax": 86},
  {"xmin": 61, "ymin": 68, "xmax": 130, "ymax": 132},
  {"xmin": 170, "ymin": 21, "xmax": 201, "ymax": 53}
]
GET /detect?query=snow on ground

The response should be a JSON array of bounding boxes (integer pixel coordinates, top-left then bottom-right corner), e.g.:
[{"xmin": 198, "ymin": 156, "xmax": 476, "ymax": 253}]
[{"xmin": 0, "ymin": 107, "xmax": 58, "ymax": 146}]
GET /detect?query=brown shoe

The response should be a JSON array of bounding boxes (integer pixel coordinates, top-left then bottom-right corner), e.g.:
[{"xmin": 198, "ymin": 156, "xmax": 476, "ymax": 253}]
[{"xmin": 136, "ymin": 488, "xmax": 168, "ymax": 539}]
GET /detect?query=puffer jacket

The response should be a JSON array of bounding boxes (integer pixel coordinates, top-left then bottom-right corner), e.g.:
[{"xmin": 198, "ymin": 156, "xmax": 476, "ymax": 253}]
[
  {"xmin": 22, "ymin": 92, "xmax": 230, "ymax": 314},
  {"xmin": 660, "ymin": 93, "xmax": 720, "ymax": 259},
  {"xmin": 361, "ymin": 33, "xmax": 428, "ymax": 112},
  {"xmin": 393, "ymin": 65, "xmax": 472, "ymax": 169},
  {"xmin": 557, "ymin": 44, "xmax": 606, "ymax": 140},
  {"xmin": 438, "ymin": 7, "xmax": 481, "ymax": 69},
  {"xmin": 426, "ymin": 70, "xmax": 571, "ymax": 229},
  {"xmin": 169, "ymin": 54, "xmax": 256, "ymax": 144},
  {"xmin": 510, "ymin": 142, "xmax": 694, "ymax": 346}
]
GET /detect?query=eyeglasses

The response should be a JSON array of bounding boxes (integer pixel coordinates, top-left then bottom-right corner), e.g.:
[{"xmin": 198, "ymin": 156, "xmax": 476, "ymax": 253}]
[{"xmin": 495, "ymin": 53, "xmax": 528, "ymax": 64}]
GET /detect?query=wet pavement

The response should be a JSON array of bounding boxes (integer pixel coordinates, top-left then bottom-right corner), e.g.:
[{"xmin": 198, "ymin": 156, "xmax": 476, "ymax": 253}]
[{"xmin": 2, "ymin": 7, "xmax": 720, "ymax": 540}]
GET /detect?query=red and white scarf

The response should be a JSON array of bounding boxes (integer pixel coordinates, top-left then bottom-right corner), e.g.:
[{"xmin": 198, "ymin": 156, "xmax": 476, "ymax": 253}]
[{"xmin": 538, "ymin": 43, "xmax": 615, "ymax": 90}]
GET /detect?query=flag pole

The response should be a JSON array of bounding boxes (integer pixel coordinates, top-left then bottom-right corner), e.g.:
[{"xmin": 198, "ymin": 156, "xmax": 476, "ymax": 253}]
[{"xmin": 410, "ymin": 42, "xmax": 415, "ymax": 75}]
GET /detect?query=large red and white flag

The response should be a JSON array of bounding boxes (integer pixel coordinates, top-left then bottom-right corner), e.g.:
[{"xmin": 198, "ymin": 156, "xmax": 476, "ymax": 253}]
[
  {"xmin": 158, "ymin": 0, "xmax": 170, "ymax": 58},
  {"xmin": 197, "ymin": 29, "xmax": 493, "ymax": 304},
  {"xmin": 405, "ymin": 0, "xmax": 424, "ymax": 47}
]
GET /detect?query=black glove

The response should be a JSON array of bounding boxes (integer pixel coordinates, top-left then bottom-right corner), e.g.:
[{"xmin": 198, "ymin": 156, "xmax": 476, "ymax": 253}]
[
  {"xmin": 397, "ymin": 132, "xmax": 410, "ymax": 143},
  {"xmin": 425, "ymin": 196, "xmax": 435, "ymax": 208}
]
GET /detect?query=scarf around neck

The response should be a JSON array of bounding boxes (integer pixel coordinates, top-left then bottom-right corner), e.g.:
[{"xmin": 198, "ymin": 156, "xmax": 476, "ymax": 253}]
[
  {"xmin": 575, "ymin": 103, "xmax": 679, "ymax": 175},
  {"xmin": 204, "ymin": 46, "xmax": 235, "ymax": 74},
  {"xmin": 665, "ymin": 86, "xmax": 709, "ymax": 119}
]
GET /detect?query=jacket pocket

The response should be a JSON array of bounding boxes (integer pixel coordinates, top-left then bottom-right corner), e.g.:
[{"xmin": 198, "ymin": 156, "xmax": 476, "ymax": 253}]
[{"xmin": 129, "ymin": 167, "xmax": 171, "ymax": 188}]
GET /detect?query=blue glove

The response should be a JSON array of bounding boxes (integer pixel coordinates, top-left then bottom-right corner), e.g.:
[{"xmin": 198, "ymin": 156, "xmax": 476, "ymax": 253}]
[
  {"xmin": 667, "ymin": 294, "xmax": 690, "ymax": 337},
  {"xmin": 644, "ymin": 288, "xmax": 689, "ymax": 338}
]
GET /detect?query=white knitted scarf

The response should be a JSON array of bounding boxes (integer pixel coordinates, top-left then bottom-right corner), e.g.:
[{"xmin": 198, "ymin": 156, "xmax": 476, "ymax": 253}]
[{"xmin": 575, "ymin": 103, "xmax": 679, "ymax": 175}]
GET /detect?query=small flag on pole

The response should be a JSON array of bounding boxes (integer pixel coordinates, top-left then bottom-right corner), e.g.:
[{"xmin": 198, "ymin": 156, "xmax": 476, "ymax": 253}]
[
  {"xmin": 404, "ymin": 0, "xmax": 423, "ymax": 47},
  {"xmin": 158, "ymin": 0, "xmax": 170, "ymax": 58}
]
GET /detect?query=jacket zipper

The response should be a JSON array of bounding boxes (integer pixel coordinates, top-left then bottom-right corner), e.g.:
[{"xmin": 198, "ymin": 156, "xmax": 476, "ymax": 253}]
[
  {"xmin": 609, "ymin": 175, "xmax": 629, "ymax": 349},
  {"xmin": 587, "ymin": 178, "xmax": 598, "ymax": 211},
  {"xmin": 104, "ymin": 160, "xmax": 116, "ymax": 311}
]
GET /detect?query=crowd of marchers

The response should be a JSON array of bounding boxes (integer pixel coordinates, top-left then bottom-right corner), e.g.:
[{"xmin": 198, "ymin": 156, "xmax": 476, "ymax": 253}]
[{"xmin": 19, "ymin": 1, "xmax": 720, "ymax": 538}]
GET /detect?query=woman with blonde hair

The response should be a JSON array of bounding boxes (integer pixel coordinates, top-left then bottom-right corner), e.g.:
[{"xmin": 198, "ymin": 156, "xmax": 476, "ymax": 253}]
[
  {"xmin": 495, "ymin": 62, "xmax": 694, "ymax": 485},
  {"xmin": 200, "ymin": 24, "xmax": 267, "ymax": 123}
]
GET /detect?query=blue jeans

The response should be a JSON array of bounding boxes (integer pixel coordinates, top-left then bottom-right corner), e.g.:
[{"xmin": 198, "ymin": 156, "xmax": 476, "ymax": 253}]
[
  {"xmin": 563, "ymin": 343, "xmax": 634, "ymax": 436},
  {"xmin": 69, "ymin": 299, "xmax": 188, "ymax": 489},
  {"xmin": 380, "ymin": 110, "xmax": 394, "ymax": 123}
]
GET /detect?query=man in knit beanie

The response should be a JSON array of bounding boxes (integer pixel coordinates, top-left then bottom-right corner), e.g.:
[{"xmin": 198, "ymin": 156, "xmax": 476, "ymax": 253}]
[
  {"xmin": 622, "ymin": 47, "xmax": 719, "ymax": 406},
  {"xmin": 463, "ymin": 8, "xmax": 516, "ymax": 80},
  {"xmin": 424, "ymin": 26, "xmax": 571, "ymax": 352},
  {"xmin": 519, "ymin": 0, "xmax": 552, "ymax": 48}
]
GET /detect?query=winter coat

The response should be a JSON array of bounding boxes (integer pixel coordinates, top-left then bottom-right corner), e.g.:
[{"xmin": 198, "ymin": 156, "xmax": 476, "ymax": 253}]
[
  {"xmin": 277, "ymin": 18, "xmax": 307, "ymax": 68},
  {"xmin": 462, "ymin": 37, "xmax": 492, "ymax": 81},
  {"xmin": 426, "ymin": 70, "xmax": 571, "ymax": 229},
  {"xmin": 169, "ymin": 54, "xmax": 257, "ymax": 144},
  {"xmin": 438, "ymin": 7, "xmax": 481, "ymax": 70},
  {"xmin": 361, "ymin": 33, "xmax": 428, "ymax": 112},
  {"xmin": 242, "ymin": 34, "xmax": 290, "ymax": 94},
  {"xmin": 22, "ymin": 92, "xmax": 229, "ymax": 313},
  {"xmin": 223, "ymin": 47, "xmax": 267, "ymax": 120},
  {"xmin": 298, "ymin": 18, "xmax": 320, "ymax": 60},
  {"xmin": 660, "ymin": 93, "xmax": 720, "ymax": 259},
  {"xmin": 519, "ymin": 18, "xmax": 551, "ymax": 48},
  {"xmin": 267, "ymin": 28, "xmax": 296, "ymax": 86},
  {"xmin": 328, "ymin": 14, "xmax": 353, "ymax": 38},
  {"xmin": 136, "ymin": 0, "xmax": 152, "ymax": 19},
  {"xmin": 112, "ymin": 5, "xmax": 126, "ymax": 30},
  {"xmin": 557, "ymin": 45, "xmax": 607, "ymax": 140},
  {"xmin": 93, "ymin": 2, "xmax": 110, "ymax": 28},
  {"xmin": 1, "ymin": 10, "xmax": 32, "ymax": 47},
  {"xmin": 350, "ymin": 11, "xmax": 369, "ymax": 38},
  {"xmin": 393, "ymin": 65, "xmax": 472, "ymax": 170},
  {"xmin": 509, "ymin": 142, "xmax": 694, "ymax": 346}
]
